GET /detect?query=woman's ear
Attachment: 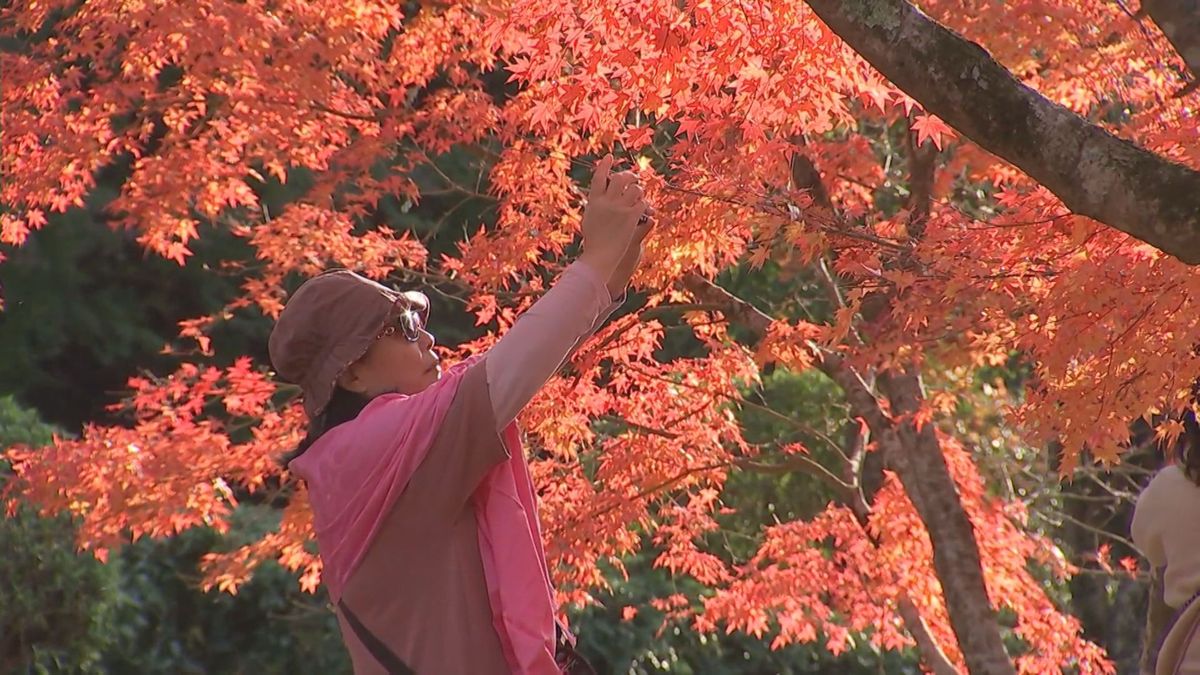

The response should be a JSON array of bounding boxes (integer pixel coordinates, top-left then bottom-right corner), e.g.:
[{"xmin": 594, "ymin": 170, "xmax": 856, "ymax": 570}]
[{"xmin": 337, "ymin": 363, "xmax": 370, "ymax": 394}]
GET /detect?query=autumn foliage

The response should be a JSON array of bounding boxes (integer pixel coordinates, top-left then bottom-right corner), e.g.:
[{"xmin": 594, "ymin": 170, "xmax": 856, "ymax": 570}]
[{"xmin": 5, "ymin": 0, "xmax": 1200, "ymax": 671}]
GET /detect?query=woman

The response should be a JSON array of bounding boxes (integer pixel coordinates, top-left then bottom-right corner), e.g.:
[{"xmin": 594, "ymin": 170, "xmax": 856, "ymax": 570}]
[
  {"xmin": 1132, "ymin": 410, "xmax": 1200, "ymax": 675},
  {"xmin": 268, "ymin": 155, "xmax": 652, "ymax": 674}
]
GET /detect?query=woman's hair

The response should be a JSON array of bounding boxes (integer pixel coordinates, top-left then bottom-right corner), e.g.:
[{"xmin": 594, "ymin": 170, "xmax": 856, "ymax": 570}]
[
  {"xmin": 1179, "ymin": 409, "xmax": 1200, "ymax": 486},
  {"xmin": 281, "ymin": 386, "xmax": 372, "ymax": 468}
]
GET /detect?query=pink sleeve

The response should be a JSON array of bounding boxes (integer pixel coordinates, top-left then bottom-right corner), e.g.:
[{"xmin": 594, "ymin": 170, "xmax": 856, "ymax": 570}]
[{"xmin": 485, "ymin": 260, "xmax": 623, "ymax": 430}]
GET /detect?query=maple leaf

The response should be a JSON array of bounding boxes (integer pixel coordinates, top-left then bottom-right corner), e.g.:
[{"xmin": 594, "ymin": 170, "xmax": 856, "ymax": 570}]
[
  {"xmin": 911, "ymin": 113, "xmax": 956, "ymax": 151},
  {"xmin": 623, "ymin": 125, "xmax": 654, "ymax": 149},
  {"xmin": 1094, "ymin": 543, "xmax": 1114, "ymax": 573}
]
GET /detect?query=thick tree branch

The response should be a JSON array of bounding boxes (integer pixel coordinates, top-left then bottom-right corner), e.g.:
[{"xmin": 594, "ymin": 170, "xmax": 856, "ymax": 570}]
[
  {"xmin": 788, "ymin": 148, "xmax": 854, "ymax": 318},
  {"xmin": 789, "ymin": 145, "xmax": 835, "ymax": 211},
  {"xmin": 1139, "ymin": 0, "xmax": 1200, "ymax": 97},
  {"xmin": 905, "ymin": 117, "xmax": 939, "ymax": 241},
  {"xmin": 804, "ymin": 0, "xmax": 1200, "ymax": 265}
]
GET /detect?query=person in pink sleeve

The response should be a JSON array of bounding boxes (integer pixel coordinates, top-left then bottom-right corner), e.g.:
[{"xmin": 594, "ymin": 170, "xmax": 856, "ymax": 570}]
[
  {"xmin": 268, "ymin": 155, "xmax": 651, "ymax": 675},
  {"xmin": 1133, "ymin": 410, "xmax": 1200, "ymax": 675}
]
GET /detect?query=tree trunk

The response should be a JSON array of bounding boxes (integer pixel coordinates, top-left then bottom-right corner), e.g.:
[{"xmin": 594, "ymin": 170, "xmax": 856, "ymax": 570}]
[
  {"xmin": 802, "ymin": 0, "xmax": 1200, "ymax": 265},
  {"xmin": 876, "ymin": 368, "xmax": 1016, "ymax": 675},
  {"xmin": 683, "ymin": 273, "xmax": 990, "ymax": 672},
  {"xmin": 817, "ymin": 352, "xmax": 1016, "ymax": 674},
  {"xmin": 1139, "ymin": 0, "xmax": 1200, "ymax": 96}
]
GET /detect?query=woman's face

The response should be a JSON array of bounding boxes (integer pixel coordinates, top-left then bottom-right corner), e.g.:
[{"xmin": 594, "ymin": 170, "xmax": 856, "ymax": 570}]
[{"xmin": 336, "ymin": 307, "xmax": 441, "ymax": 397}]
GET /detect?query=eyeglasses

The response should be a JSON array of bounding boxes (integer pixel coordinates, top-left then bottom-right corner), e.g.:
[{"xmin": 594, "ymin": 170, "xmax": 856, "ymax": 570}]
[{"xmin": 377, "ymin": 308, "xmax": 425, "ymax": 342}]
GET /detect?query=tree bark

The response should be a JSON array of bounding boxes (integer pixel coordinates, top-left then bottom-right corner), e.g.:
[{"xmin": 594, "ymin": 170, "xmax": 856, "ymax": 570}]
[
  {"xmin": 1139, "ymin": 0, "xmax": 1200, "ymax": 96},
  {"xmin": 803, "ymin": 0, "xmax": 1200, "ymax": 265},
  {"xmin": 874, "ymin": 366, "xmax": 1015, "ymax": 675}
]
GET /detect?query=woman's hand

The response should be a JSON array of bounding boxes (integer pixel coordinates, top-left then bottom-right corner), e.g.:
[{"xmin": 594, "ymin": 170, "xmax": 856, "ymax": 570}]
[
  {"xmin": 579, "ymin": 154, "xmax": 651, "ymax": 276},
  {"xmin": 605, "ymin": 208, "xmax": 654, "ymax": 299}
]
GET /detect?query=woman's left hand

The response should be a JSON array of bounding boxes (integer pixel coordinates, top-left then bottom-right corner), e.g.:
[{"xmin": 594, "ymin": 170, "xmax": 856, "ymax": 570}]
[{"xmin": 605, "ymin": 209, "xmax": 654, "ymax": 299}]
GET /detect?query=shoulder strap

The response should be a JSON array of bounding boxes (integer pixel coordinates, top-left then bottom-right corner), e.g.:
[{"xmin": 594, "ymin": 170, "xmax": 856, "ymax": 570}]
[{"xmin": 337, "ymin": 599, "xmax": 416, "ymax": 675}]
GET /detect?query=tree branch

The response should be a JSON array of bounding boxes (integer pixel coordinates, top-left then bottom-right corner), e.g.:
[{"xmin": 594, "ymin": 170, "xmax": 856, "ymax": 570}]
[
  {"xmin": 804, "ymin": 0, "xmax": 1200, "ymax": 264},
  {"xmin": 597, "ymin": 414, "xmax": 681, "ymax": 440},
  {"xmin": 1138, "ymin": 0, "xmax": 1200, "ymax": 97},
  {"xmin": 736, "ymin": 455, "xmax": 856, "ymax": 498},
  {"xmin": 905, "ymin": 114, "xmax": 939, "ymax": 241}
]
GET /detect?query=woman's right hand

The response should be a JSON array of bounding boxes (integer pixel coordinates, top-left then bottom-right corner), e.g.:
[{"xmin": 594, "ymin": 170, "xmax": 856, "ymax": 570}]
[{"xmin": 579, "ymin": 154, "xmax": 651, "ymax": 274}]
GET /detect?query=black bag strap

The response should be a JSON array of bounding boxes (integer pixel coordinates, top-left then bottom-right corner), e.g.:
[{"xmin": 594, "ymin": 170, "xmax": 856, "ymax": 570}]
[
  {"xmin": 337, "ymin": 599, "xmax": 415, "ymax": 675},
  {"xmin": 555, "ymin": 619, "xmax": 598, "ymax": 675}
]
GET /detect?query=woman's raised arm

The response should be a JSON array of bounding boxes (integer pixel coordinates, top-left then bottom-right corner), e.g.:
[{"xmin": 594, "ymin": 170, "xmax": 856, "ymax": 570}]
[{"xmin": 484, "ymin": 155, "xmax": 650, "ymax": 430}]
